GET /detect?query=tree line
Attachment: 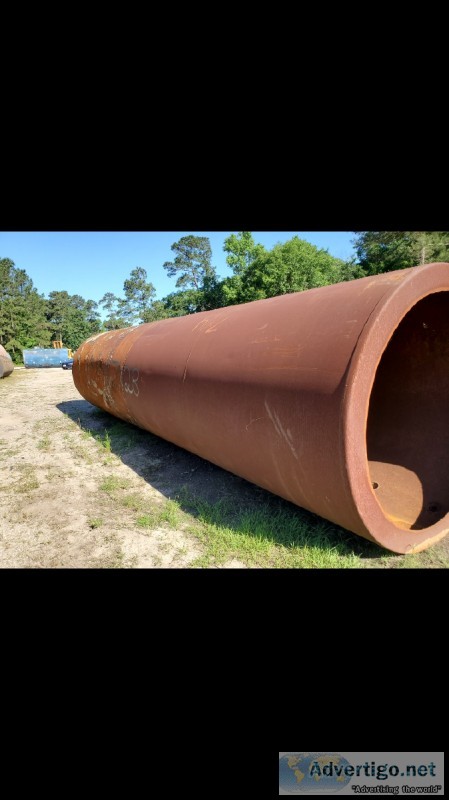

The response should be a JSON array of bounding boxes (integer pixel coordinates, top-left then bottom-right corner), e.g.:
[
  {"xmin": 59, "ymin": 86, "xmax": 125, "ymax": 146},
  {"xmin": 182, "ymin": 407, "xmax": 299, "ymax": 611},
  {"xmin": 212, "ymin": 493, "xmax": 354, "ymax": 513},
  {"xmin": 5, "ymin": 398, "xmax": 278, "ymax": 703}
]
[{"xmin": 2, "ymin": 231, "xmax": 449, "ymax": 363}]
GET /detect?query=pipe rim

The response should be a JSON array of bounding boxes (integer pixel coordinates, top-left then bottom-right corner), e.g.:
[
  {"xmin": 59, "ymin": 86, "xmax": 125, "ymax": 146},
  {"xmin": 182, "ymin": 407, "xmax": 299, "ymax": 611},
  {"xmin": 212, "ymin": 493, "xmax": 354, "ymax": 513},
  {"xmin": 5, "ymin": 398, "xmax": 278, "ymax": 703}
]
[{"xmin": 345, "ymin": 262, "xmax": 449, "ymax": 553}]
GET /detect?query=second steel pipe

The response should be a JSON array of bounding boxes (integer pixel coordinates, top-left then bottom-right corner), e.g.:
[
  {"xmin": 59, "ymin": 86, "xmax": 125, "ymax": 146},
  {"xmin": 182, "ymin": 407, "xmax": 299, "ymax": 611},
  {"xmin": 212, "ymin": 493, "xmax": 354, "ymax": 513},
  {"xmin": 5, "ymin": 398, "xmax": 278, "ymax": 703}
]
[
  {"xmin": 0, "ymin": 344, "xmax": 14, "ymax": 378},
  {"xmin": 73, "ymin": 262, "xmax": 449, "ymax": 553}
]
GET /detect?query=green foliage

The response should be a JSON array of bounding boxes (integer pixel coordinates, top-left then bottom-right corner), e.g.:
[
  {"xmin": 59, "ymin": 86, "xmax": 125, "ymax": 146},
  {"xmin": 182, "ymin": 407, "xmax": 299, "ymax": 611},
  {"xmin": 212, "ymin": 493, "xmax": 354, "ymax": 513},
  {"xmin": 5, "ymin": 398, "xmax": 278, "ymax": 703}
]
[
  {"xmin": 410, "ymin": 231, "xmax": 449, "ymax": 265},
  {"xmin": 353, "ymin": 231, "xmax": 449, "ymax": 275},
  {"xmin": 160, "ymin": 289, "xmax": 203, "ymax": 317},
  {"xmin": 214, "ymin": 274, "xmax": 243, "ymax": 307},
  {"xmin": 101, "ymin": 268, "xmax": 156, "ymax": 327},
  {"xmin": 100, "ymin": 475, "xmax": 131, "ymax": 492},
  {"xmin": 122, "ymin": 267, "xmax": 156, "ymax": 323},
  {"xmin": 223, "ymin": 231, "xmax": 266, "ymax": 276},
  {"xmin": 233, "ymin": 236, "xmax": 349, "ymax": 303},
  {"xmin": 141, "ymin": 300, "xmax": 171, "ymax": 323},
  {"xmin": 136, "ymin": 499, "xmax": 181, "ymax": 529},
  {"xmin": 206, "ymin": 231, "xmax": 268, "ymax": 308},
  {"xmin": 132, "ymin": 233, "xmax": 366, "ymax": 321},
  {"xmin": 98, "ymin": 292, "xmax": 128, "ymax": 330},
  {"xmin": 148, "ymin": 236, "xmax": 220, "ymax": 317},
  {"xmin": 0, "ymin": 257, "xmax": 51, "ymax": 361},
  {"xmin": 337, "ymin": 257, "xmax": 365, "ymax": 282},
  {"xmin": 163, "ymin": 235, "xmax": 217, "ymax": 291},
  {"xmin": 46, "ymin": 290, "xmax": 101, "ymax": 350}
]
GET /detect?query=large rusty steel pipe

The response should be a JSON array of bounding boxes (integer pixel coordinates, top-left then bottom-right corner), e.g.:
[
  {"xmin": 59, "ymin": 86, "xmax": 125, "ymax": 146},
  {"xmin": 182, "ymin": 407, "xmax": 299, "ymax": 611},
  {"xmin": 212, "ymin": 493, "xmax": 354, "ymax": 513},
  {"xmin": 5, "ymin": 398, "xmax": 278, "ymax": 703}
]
[
  {"xmin": 0, "ymin": 345, "xmax": 14, "ymax": 378},
  {"xmin": 73, "ymin": 262, "xmax": 449, "ymax": 553}
]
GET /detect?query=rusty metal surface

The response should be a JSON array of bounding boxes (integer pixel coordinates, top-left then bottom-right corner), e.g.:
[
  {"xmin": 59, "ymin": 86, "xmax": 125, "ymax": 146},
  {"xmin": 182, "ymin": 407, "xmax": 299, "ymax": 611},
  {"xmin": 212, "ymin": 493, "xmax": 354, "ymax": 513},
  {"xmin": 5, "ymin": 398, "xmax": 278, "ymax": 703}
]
[
  {"xmin": 72, "ymin": 262, "xmax": 449, "ymax": 553},
  {"xmin": 0, "ymin": 345, "xmax": 14, "ymax": 378}
]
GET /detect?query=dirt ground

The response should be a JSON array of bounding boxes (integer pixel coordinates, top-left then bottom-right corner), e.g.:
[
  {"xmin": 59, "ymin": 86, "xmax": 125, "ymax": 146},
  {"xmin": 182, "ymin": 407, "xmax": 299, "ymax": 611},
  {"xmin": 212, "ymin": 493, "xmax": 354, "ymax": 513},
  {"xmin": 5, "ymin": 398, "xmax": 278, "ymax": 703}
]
[{"xmin": 0, "ymin": 368, "xmax": 209, "ymax": 568}]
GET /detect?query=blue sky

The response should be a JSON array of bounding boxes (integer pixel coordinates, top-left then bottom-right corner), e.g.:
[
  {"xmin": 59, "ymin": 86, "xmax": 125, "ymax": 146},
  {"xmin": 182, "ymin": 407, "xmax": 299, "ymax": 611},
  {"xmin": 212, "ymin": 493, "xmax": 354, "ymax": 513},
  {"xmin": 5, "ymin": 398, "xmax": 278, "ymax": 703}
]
[{"xmin": 0, "ymin": 231, "xmax": 356, "ymax": 308}]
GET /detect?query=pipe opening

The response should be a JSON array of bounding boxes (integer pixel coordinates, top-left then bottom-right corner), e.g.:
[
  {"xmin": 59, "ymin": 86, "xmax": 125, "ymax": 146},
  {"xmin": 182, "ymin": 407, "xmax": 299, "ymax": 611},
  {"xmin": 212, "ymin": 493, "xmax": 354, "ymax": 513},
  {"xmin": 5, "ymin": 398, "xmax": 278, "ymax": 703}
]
[{"xmin": 367, "ymin": 291, "xmax": 449, "ymax": 531}]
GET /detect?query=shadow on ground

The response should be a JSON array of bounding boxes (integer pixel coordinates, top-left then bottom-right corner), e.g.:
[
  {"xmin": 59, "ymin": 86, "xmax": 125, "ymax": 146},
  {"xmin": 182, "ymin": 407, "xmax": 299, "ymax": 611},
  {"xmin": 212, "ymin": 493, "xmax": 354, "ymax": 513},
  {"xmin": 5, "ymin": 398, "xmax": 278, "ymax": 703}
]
[{"xmin": 56, "ymin": 398, "xmax": 393, "ymax": 564}]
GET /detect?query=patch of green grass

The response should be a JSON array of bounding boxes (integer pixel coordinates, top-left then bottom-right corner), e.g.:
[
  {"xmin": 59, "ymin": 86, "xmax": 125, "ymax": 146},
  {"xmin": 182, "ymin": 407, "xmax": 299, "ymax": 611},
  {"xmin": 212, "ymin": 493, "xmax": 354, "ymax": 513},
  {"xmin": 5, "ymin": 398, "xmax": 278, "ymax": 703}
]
[
  {"xmin": 22, "ymin": 477, "xmax": 39, "ymax": 492},
  {"xmin": 89, "ymin": 518, "xmax": 103, "ymax": 529},
  {"xmin": 121, "ymin": 493, "xmax": 146, "ymax": 512},
  {"xmin": 100, "ymin": 475, "xmax": 132, "ymax": 492},
  {"xmin": 137, "ymin": 513, "xmax": 157, "ymax": 529},
  {"xmin": 79, "ymin": 419, "xmax": 140, "ymax": 455},
  {"xmin": 0, "ymin": 448, "xmax": 19, "ymax": 458},
  {"xmin": 159, "ymin": 499, "xmax": 180, "ymax": 527},
  {"xmin": 136, "ymin": 500, "xmax": 182, "ymax": 530},
  {"xmin": 21, "ymin": 471, "xmax": 39, "ymax": 492},
  {"xmin": 107, "ymin": 421, "xmax": 142, "ymax": 451},
  {"xmin": 69, "ymin": 420, "xmax": 117, "ymax": 463},
  {"xmin": 102, "ymin": 455, "xmax": 117, "ymax": 466},
  {"xmin": 181, "ymin": 494, "xmax": 366, "ymax": 568},
  {"xmin": 37, "ymin": 435, "xmax": 51, "ymax": 451}
]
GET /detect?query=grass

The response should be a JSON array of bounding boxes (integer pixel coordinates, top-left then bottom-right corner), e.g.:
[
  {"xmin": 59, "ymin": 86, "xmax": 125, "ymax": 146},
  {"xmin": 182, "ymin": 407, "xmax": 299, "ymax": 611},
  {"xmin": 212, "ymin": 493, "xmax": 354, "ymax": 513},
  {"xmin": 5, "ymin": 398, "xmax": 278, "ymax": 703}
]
[
  {"xmin": 58, "ymin": 399, "xmax": 449, "ymax": 569},
  {"xmin": 180, "ymin": 493, "xmax": 374, "ymax": 569},
  {"xmin": 106, "ymin": 421, "xmax": 141, "ymax": 450},
  {"xmin": 0, "ymin": 448, "xmax": 19, "ymax": 459},
  {"xmin": 105, "ymin": 548, "xmax": 139, "ymax": 569},
  {"xmin": 136, "ymin": 513, "xmax": 157, "ymax": 529},
  {"xmin": 100, "ymin": 475, "xmax": 132, "ymax": 492},
  {"xmin": 37, "ymin": 435, "xmax": 51, "ymax": 451},
  {"xmin": 63, "ymin": 418, "xmax": 118, "ymax": 466},
  {"xmin": 121, "ymin": 493, "xmax": 147, "ymax": 511},
  {"xmin": 180, "ymin": 493, "xmax": 449, "ymax": 569},
  {"xmin": 17, "ymin": 465, "xmax": 40, "ymax": 493},
  {"xmin": 79, "ymin": 417, "xmax": 141, "ymax": 452},
  {"xmin": 22, "ymin": 475, "xmax": 40, "ymax": 492},
  {"xmin": 101, "ymin": 455, "xmax": 116, "ymax": 466},
  {"xmin": 159, "ymin": 499, "xmax": 180, "ymax": 527},
  {"xmin": 93, "ymin": 481, "xmax": 368, "ymax": 568},
  {"xmin": 89, "ymin": 518, "xmax": 103, "ymax": 529},
  {"xmin": 72, "ymin": 444, "xmax": 94, "ymax": 464},
  {"xmin": 137, "ymin": 499, "xmax": 182, "ymax": 530}
]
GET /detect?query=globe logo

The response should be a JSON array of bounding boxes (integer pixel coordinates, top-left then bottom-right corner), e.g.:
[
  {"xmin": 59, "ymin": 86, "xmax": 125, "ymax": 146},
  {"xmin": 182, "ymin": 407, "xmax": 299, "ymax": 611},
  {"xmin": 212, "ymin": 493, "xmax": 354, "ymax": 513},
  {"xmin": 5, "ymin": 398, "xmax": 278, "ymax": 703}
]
[{"xmin": 279, "ymin": 753, "xmax": 352, "ymax": 794}]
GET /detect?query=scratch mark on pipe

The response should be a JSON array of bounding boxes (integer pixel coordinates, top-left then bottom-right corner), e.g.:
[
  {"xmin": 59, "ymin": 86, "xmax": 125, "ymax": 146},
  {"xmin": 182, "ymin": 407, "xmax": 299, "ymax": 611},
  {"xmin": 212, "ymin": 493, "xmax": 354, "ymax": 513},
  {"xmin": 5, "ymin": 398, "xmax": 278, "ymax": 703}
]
[
  {"xmin": 264, "ymin": 401, "xmax": 299, "ymax": 460},
  {"xmin": 245, "ymin": 416, "xmax": 265, "ymax": 431},
  {"xmin": 192, "ymin": 314, "xmax": 231, "ymax": 333},
  {"xmin": 183, "ymin": 349, "xmax": 193, "ymax": 383}
]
